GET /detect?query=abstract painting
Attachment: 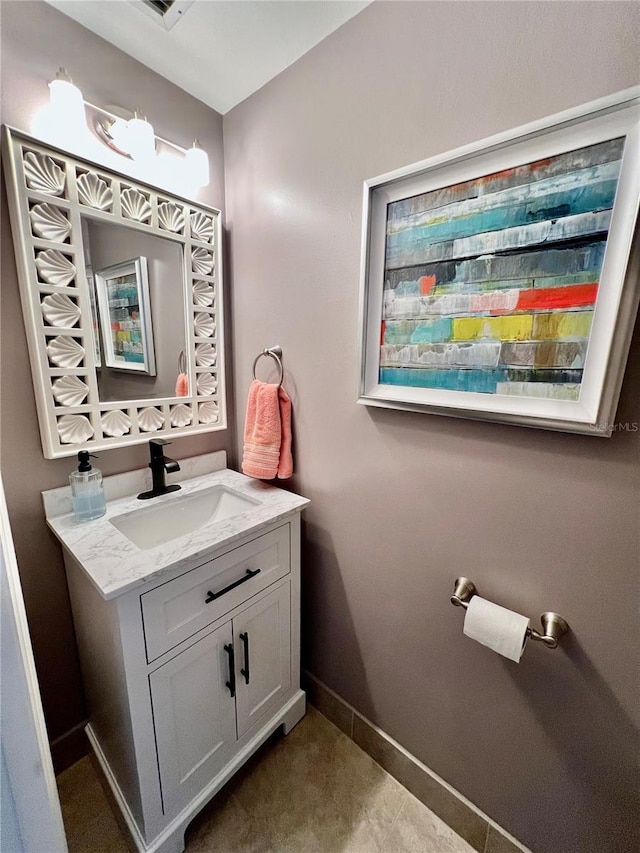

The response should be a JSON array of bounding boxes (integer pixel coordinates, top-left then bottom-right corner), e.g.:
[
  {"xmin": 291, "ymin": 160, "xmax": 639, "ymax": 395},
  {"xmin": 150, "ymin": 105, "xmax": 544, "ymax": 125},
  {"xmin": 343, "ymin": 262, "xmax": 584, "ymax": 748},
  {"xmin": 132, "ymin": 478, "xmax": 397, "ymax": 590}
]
[
  {"xmin": 358, "ymin": 91, "xmax": 640, "ymax": 435},
  {"xmin": 381, "ymin": 139, "xmax": 621, "ymax": 401}
]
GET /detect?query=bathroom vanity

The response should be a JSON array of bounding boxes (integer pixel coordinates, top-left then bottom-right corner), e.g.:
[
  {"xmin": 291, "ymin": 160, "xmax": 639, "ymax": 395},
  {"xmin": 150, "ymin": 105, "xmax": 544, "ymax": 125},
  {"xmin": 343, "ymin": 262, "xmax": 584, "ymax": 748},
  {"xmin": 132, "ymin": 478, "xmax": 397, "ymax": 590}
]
[
  {"xmin": 5, "ymin": 126, "xmax": 311, "ymax": 852},
  {"xmin": 44, "ymin": 457, "xmax": 309, "ymax": 853}
]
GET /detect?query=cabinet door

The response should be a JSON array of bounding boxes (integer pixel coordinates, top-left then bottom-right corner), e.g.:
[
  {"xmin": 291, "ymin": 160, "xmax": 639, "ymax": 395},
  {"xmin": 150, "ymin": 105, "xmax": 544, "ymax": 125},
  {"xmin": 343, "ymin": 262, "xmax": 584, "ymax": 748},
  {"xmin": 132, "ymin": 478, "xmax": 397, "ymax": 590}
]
[
  {"xmin": 149, "ymin": 622, "xmax": 237, "ymax": 815},
  {"xmin": 234, "ymin": 583, "xmax": 291, "ymax": 738}
]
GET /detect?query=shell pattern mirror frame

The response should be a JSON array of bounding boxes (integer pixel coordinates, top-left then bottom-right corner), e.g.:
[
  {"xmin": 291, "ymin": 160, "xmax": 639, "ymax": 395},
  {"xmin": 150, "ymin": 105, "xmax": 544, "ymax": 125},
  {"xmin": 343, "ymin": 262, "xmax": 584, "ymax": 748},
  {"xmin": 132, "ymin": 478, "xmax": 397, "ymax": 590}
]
[{"xmin": 2, "ymin": 126, "xmax": 225, "ymax": 458}]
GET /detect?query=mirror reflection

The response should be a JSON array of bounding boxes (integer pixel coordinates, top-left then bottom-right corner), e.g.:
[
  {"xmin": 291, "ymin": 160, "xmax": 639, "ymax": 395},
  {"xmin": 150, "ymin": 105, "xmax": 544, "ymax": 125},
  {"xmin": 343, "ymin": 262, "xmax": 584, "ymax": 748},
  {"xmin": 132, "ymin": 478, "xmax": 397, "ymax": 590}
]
[{"xmin": 82, "ymin": 219, "xmax": 186, "ymax": 403}]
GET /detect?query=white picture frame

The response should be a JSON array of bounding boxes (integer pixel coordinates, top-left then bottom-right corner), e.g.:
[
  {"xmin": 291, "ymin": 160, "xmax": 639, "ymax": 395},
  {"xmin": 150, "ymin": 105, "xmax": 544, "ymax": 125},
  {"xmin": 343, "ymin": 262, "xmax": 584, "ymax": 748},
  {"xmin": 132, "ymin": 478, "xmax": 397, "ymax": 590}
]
[
  {"xmin": 358, "ymin": 89, "xmax": 640, "ymax": 436},
  {"xmin": 94, "ymin": 256, "xmax": 156, "ymax": 375}
]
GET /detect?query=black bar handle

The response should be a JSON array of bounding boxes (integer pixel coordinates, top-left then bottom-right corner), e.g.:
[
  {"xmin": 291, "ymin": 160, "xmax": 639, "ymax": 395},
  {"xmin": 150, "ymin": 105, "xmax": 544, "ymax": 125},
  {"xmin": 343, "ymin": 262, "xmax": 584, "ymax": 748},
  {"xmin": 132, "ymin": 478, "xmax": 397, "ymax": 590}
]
[
  {"xmin": 205, "ymin": 568, "xmax": 261, "ymax": 604},
  {"xmin": 224, "ymin": 643, "xmax": 236, "ymax": 698},
  {"xmin": 240, "ymin": 632, "xmax": 250, "ymax": 684}
]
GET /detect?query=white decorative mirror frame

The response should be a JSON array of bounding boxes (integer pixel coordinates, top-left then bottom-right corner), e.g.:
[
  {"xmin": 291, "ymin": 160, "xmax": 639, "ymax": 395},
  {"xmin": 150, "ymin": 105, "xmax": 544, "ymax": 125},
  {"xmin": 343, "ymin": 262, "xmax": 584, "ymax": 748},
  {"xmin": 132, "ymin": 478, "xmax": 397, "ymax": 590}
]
[{"xmin": 2, "ymin": 126, "xmax": 225, "ymax": 458}]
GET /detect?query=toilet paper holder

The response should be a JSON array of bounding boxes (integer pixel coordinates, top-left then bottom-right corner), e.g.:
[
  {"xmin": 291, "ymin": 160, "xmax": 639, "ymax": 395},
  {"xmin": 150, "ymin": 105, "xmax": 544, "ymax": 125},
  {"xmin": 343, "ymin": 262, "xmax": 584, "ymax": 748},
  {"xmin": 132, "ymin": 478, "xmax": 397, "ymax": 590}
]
[{"xmin": 451, "ymin": 577, "xmax": 570, "ymax": 649}]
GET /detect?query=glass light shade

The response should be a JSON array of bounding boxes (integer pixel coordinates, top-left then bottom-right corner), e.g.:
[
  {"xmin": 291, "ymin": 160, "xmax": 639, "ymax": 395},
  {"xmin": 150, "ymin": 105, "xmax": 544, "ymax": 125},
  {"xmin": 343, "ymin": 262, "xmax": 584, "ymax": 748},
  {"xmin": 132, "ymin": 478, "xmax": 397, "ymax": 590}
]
[
  {"xmin": 46, "ymin": 73, "xmax": 88, "ymax": 150},
  {"xmin": 127, "ymin": 116, "xmax": 156, "ymax": 162},
  {"xmin": 185, "ymin": 142, "xmax": 210, "ymax": 188},
  {"xmin": 108, "ymin": 117, "xmax": 131, "ymax": 154},
  {"xmin": 47, "ymin": 74, "xmax": 87, "ymax": 142},
  {"xmin": 34, "ymin": 83, "xmax": 84, "ymax": 151},
  {"xmin": 49, "ymin": 78, "xmax": 83, "ymax": 112}
]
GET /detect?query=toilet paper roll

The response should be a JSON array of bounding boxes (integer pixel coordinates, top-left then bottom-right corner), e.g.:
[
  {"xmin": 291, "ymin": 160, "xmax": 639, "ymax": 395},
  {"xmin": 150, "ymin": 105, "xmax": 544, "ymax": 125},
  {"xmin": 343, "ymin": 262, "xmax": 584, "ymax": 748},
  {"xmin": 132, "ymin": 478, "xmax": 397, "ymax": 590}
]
[{"xmin": 463, "ymin": 596, "xmax": 529, "ymax": 662}]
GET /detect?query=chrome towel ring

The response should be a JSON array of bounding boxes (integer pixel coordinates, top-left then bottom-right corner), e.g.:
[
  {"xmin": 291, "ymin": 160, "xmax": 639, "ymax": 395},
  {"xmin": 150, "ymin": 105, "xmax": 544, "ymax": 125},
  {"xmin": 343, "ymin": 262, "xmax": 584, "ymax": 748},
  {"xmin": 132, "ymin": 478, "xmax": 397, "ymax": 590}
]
[{"xmin": 252, "ymin": 346, "xmax": 283, "ymax": 387}]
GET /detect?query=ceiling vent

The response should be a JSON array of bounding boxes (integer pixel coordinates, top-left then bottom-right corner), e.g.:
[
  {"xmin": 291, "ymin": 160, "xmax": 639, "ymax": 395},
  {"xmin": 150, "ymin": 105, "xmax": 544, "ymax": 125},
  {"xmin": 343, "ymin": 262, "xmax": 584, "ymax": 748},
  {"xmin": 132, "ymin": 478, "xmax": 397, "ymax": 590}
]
[{"xmin": 135, "ymin": 0, "xmax": 195, "ymax": 30}]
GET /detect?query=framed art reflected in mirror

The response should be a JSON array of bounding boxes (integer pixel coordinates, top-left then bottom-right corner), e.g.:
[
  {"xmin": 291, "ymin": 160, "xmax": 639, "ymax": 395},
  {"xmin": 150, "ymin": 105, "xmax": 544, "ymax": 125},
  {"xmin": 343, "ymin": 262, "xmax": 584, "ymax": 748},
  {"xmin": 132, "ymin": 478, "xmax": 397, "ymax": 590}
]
[{"xmin": 94, "ymin": 256, "xmax": 156, "ymax": 375}]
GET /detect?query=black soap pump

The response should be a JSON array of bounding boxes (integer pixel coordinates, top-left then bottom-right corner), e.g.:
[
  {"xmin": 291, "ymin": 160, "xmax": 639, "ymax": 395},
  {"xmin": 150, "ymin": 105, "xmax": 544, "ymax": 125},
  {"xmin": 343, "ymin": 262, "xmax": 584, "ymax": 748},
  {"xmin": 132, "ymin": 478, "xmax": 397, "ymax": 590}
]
[{"xmin": 69, "ymin": 451, "xmax": 106, "ymax": 521}]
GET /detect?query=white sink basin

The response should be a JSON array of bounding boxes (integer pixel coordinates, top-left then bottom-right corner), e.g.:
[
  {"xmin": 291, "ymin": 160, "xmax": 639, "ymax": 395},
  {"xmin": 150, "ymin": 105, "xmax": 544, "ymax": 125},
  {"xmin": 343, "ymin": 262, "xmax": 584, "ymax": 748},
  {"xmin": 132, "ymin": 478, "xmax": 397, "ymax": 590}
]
[{"xmin": 110, "ymin": 486, "xmax": 260, "ymax": 550}]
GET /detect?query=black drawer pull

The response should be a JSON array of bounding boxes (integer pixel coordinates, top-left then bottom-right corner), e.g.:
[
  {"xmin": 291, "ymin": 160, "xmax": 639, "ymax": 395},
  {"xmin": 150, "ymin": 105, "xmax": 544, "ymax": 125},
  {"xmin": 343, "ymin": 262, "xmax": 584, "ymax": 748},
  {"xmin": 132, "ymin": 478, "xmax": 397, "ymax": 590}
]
[
  {"xmin": 205, "ymin": 568, "xmax": 261, "ymax": 604},
  {"xmin": 240, "ymin": 632, "xmax": 250, "ymax": 684},
  {"xmin": 224, "ymin": 643, "xmax": 236, "ymax": 698}
]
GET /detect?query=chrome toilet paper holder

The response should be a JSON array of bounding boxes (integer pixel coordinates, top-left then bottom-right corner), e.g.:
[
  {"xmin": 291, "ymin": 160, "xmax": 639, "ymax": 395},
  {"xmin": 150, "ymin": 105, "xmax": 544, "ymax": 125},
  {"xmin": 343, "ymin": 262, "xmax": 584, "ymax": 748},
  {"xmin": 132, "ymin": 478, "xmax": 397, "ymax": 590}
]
[{"xmin": 451, "ymin": 577, "xmax": 570, "ymax": 649}]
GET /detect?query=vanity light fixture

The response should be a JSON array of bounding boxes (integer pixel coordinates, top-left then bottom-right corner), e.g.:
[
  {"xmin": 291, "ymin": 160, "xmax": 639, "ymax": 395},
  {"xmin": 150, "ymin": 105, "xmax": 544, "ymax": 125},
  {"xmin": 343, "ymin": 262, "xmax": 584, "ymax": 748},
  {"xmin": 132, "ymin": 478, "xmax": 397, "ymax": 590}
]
[
  {"xmin": 185, "ymin": 139, "xmax": 210, "ymax": 190},
  {"xmin": 32, "ymin": 67, "xmax": 91, "ymax": 150},
  {"xmin": 31, "ymin": 68, "xmax": 210, "ymax": 191},
  {"xmin": 47, "ymin": 67, "xmax": 86, "ymax": 132},
  {"xmin": 125, "ymin": 110, "xmax": 156, "ymax": 163}
]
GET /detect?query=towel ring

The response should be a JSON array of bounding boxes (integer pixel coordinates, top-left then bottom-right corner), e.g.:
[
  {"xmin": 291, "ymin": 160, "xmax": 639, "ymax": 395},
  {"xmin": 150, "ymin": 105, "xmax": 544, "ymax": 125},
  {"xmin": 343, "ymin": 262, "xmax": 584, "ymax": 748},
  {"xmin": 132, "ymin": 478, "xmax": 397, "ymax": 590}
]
[
  {"xmin": 178, "ymin": 350, "xmax": 186, "ymax": 375},
  {"xmin": 252, "ymin": 347, "xmax": 284, "ymax": 387}
]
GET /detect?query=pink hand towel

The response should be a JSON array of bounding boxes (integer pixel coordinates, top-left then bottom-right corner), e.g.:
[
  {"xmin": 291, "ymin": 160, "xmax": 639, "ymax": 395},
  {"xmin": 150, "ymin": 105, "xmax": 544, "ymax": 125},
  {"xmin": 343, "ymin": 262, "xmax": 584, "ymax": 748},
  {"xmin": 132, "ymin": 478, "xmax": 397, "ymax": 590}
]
[
  {"xmin": 242, "ymin": 380, "xmax": 293, "ymax": 480},
  {"xmin": 277, "ymin": 385, "xmax": 293, "ymax": 479},
  {"xmin": 175, "ymin": 373, "xmax": 189, "ymax": 396}
]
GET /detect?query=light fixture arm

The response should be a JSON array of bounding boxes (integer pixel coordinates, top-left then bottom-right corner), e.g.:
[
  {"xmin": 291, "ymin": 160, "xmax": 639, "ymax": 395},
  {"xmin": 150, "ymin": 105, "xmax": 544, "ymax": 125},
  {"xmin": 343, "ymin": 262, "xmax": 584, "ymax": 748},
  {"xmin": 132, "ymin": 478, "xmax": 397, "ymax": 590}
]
[
  {"xmin": 90, "ymin": 101, "xmax": 192, "ymax": 157},
  {"xmin": 33, "ymin": 69, "xmax": 211, "ymax": 191}
]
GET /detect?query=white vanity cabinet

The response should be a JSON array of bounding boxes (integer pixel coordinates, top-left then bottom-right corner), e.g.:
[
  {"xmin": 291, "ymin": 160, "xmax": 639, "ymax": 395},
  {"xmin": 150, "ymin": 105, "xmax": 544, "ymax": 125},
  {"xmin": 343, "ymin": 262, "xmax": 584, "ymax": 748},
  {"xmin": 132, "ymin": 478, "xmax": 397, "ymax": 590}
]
[
  {"xmin": 62, "ymin": 510, "xmax": 306, "ymax": 853},
  {"xmin": 149, "ymin": 581, "xmax": 291, "ymax": 816},
  {"xmin": 150, "ymin": 619, "xmax": 238, "ymax": 817}
]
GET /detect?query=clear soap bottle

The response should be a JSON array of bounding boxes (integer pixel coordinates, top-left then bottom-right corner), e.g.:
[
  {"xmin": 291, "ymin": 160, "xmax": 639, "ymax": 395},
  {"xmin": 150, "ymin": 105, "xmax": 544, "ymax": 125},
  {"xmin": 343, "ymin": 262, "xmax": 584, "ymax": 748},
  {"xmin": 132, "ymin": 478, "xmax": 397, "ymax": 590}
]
[{"xmin": 70, "ymin": 451, "xmax": 106, "ymax": 521}]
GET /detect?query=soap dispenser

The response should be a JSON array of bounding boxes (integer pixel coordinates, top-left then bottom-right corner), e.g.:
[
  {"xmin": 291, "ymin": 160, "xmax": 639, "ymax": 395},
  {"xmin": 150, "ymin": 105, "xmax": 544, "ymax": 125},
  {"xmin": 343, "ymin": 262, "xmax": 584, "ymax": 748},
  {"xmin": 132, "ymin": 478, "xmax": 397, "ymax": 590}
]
[{"xmin": 70, "ymin": 451, "xmax": 106, "ymax": 521}]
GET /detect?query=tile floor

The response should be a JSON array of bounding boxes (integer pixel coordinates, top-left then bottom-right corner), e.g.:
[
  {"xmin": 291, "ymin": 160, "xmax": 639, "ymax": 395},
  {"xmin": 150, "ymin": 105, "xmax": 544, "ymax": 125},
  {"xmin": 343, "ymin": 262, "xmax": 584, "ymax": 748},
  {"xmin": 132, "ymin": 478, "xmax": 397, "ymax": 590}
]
[{"xmin": 57, "ymin": 707, "xmax": 476, "ymax": 852}]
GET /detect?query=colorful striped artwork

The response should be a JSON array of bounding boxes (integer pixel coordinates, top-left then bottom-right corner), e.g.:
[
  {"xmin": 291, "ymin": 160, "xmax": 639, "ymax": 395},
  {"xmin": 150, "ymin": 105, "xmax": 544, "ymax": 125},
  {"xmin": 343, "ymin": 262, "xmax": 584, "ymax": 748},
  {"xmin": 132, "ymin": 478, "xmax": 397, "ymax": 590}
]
[{"xmin": 380, "ymin": 139, "xmax": 624, "ymax": 399}]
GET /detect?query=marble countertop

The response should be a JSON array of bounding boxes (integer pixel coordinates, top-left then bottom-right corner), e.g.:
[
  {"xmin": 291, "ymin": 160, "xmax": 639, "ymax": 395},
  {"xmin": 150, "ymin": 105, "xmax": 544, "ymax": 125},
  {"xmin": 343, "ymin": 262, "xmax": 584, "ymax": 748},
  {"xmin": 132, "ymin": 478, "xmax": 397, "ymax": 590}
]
[{"xmin": 45, "ymin": 466, "xmax": 309, "ymax": 600}]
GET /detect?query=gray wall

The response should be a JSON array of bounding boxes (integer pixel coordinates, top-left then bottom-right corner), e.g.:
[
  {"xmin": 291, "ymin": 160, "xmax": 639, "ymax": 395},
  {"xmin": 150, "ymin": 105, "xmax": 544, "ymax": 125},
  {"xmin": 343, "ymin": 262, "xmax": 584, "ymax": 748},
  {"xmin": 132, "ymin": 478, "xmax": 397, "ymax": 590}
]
[
  {"xmin": 223, "ymin": 3, "xmax": 640, "ymax": 851},
  {"xmin": 0, "ymin": 0, "xmax": 231, "ymax": 768}
]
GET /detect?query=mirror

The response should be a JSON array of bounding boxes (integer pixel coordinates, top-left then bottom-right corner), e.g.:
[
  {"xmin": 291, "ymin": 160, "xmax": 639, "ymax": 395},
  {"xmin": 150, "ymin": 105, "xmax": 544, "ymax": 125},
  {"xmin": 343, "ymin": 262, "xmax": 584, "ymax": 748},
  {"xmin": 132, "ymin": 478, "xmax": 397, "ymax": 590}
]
[
  {"xmin": 2, "ymin": 126, "xmax": 225, "ymax": 458},
  {"xmin": 82, "ymin": 218, "xmax": 186, "ymax": 401}
]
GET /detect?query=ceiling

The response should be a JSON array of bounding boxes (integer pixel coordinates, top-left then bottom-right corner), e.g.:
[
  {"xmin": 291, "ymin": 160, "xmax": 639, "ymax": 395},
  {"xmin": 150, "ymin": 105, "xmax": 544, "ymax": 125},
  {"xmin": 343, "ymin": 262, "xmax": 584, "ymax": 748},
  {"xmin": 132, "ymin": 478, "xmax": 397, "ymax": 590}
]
[{"xmin": 44, "ymin": 0, "xmax": 371, "ymax": 114}]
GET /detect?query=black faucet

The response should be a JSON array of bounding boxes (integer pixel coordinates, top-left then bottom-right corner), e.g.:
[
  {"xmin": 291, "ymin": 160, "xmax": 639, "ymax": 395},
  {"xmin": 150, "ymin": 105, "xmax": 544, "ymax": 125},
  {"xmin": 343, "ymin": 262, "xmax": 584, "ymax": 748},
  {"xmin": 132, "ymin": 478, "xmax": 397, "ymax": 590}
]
[{"xmin": 137, "ymin": 439, "xmax": 182, "ymax": 500}]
